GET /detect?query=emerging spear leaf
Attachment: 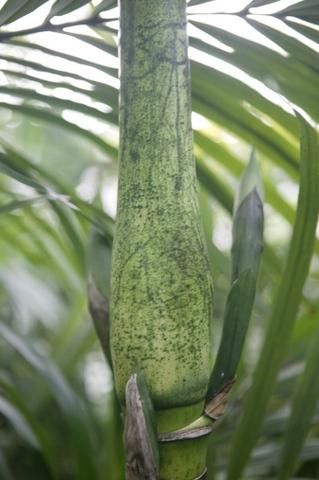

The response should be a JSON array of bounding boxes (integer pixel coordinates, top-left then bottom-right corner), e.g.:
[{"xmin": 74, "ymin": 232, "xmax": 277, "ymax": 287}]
[
  {"xmin": 233, "ymin": 149, "xmax": 264, "ymax": 215},
  {"xmin": 231, "ymin": 188, "xmax": 264, "ymax": 281},
  {"xmin": 206, "ymin": 151, "xmax": 264, "ymax": 402}
]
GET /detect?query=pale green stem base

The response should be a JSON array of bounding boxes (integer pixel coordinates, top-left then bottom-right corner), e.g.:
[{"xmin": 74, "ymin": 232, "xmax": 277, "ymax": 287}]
[{"xmin": 157, "ymin": 402, "xmax": 208, "ymax": 479}]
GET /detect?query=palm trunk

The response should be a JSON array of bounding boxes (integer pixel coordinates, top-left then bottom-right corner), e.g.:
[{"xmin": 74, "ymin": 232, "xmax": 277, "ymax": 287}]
[{"xmin": 111, "ymin": 1, "xmax": 213, "ymax": 478}]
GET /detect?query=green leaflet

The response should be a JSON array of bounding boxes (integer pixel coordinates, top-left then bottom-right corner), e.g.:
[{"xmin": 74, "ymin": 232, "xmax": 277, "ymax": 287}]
[
  {"xmin": 5, "ymin": 39, "xmax": 118, "ymax": 77},
  {"xmin": 227, "ymin": 113, "xmax": 319, "ymax": 480},
  {"xmin": 1, "ymin": 68, "xmax": 112, "ymax": 107},
  {"xmin": 0, "ymin": 214, "xmax": 81, "ymax": 289},
  {"xmin": 247, "ymin": 18, "xmax": 319, "ymax": 75},
  {"xmin": 187, "ymin": 0, "xmax": 208, "ymax": 6},
  {"xmin": 48, "ymin": 0, "xmax": 91, "ymax": 18},
  {"xmin": 93, "ymin": 0, "xmax": 117, "ymax": 15},
  {"xmin": 190, "ymin": 40, "xmax": 299, "ymax": 137},
  {"xmin": 0, "ymin": 151, "xmax": 86, "ymax": 270},
  {"xmin": 0, "ymin": 53, "xmax": 116, "ymax": 90},
  {"xmin": 249, "ymin": 0, "xmax": 281, "ymax": 7},
  {"xmin": 191, "ymin": 67, "xmax": 300, "ymax": 175},
  {"xmin": 0, "ymin": 144, "xmax": 114, "ymax": 238},
  {"xmin": 190, "ymin": 22, "xmax": 319, "ymax": 125},
  {"xmin": 0, "ymin": 0, "xmax": 29, "ymax": 26},
  {"xmin": 287, "ymin": 19, "xmax": 319, "ymax": 44},
  {"xmin": 0, "ymin": 153, "xmax": 48, "ymax": 194},
  {"xmin": 0, "ymin": 0, "xmax": 44, "ymax": 25},
  {"xmin": 0, "ymin": 197, "xmax": 42, "ymax": 215},
  {"xmin": 0, "ymin": 85, "xmax": 117, "ymax": 127},
  {"xmin": 0, "ymin": 102, "xmax": 115, "ymax": 156},
  {"xmin": 64, "ymin": 32, "xmax": 118, "ymax": 57},
  {"xmin": 278, "ymin": 0, "xmax": 319, "ymax": 19}
]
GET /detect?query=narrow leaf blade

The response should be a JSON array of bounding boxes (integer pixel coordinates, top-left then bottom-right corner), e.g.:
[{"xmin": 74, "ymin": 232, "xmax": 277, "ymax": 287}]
[
  {"xmin": 206, "ymin": 270, "xmax": 256, "ymax": 400},
  {"xmin": 0, "ymin": 0, "xmax": 28, "ymax": 26},
  {"xmin": 48, "ymin": 0, "xmax": 90, "ymax": 18}
]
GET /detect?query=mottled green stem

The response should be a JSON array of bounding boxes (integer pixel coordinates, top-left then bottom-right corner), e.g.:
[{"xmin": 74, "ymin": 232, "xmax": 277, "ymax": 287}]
[{"xmin": 111, "ymin": 1, "xmax": 213, "ymax": 478}]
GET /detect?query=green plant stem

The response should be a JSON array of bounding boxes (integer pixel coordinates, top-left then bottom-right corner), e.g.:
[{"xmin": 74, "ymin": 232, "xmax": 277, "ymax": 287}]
[{"xmin": 111, "ymin": 0, "xmax": 213, "ymax": 478}]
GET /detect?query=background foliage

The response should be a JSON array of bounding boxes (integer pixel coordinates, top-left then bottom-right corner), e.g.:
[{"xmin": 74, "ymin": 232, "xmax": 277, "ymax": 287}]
[{"xmin": 0, "ymin": 0, "xmax": 318, "ymax": 478}]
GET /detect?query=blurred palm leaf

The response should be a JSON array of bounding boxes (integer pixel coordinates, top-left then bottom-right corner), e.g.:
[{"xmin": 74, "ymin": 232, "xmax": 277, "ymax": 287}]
[{"xmin": 0, "ymin": 0, "xmax": 318, "ymax": 478}]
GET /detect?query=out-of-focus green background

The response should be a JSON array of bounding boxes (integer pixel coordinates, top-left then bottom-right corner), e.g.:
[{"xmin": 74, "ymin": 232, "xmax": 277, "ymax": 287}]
[{"xmin": 0, "ymin": 1, "xmax": 318, "ymax": 479}]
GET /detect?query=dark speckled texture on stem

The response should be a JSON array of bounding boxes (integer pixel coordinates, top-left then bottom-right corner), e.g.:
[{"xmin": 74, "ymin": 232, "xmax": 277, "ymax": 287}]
[{"xmin": 111, "ymin": 0, "xmax": 213, "ymax": 412}]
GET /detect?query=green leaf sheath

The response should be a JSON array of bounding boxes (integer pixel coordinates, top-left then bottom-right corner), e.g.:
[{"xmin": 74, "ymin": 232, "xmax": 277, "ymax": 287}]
[
  {"xmin": 124, "ymin": 373, "xmax": 159, "ymax": 479},
  {"xmin": 111, "ymin": 0, "xmax": 213, "ymax": 409}
]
